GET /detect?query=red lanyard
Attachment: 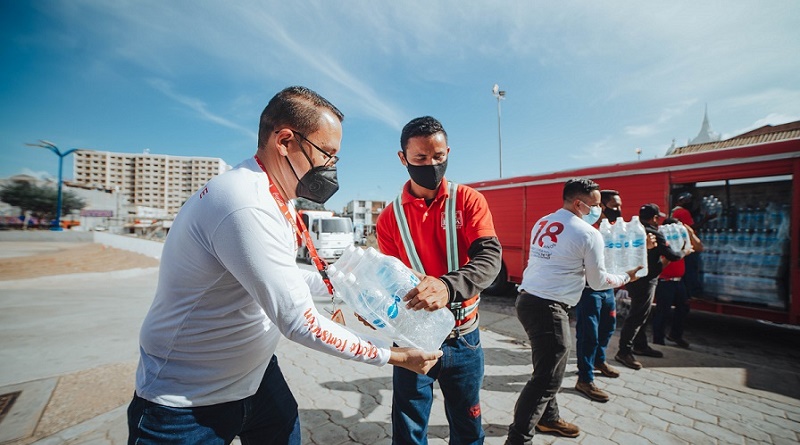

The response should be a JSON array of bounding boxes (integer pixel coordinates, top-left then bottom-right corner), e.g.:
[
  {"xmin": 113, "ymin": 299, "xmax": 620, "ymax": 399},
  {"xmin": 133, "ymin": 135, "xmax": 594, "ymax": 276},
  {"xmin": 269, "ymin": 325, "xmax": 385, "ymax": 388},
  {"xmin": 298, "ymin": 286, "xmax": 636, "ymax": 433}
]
[{"xmin": 254, "ymin": 156, "xmax": 334, "ymax": 295}]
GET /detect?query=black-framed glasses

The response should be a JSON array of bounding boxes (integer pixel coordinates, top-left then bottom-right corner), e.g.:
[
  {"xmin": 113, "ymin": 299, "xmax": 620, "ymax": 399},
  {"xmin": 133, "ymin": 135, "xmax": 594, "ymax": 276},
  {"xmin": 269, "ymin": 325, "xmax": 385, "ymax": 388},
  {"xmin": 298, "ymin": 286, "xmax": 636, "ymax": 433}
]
[{"xmin": 294, "ymin": 131, "xmax": 339, "ymax": 167}]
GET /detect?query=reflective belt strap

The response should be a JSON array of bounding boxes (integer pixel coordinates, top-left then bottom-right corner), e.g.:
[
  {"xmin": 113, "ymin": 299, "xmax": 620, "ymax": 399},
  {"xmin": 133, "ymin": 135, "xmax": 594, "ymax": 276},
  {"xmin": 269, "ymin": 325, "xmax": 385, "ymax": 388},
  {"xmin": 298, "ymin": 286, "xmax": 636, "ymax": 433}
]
[{"xmin": 450, "ymin": 295, "xmax": 480, "ymax": 321}]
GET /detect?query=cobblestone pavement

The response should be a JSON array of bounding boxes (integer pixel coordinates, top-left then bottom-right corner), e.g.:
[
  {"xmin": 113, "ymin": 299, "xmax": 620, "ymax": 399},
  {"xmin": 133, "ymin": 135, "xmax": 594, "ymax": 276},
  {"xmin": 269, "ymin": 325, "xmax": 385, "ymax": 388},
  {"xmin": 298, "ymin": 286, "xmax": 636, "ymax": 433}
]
[
  {"xmin": 277, "ymin": 324, "xmax": 800, "ymax": 445},
  {"xmin": 1, "ymin": 246, "xmax": 799, "ymax": 444},
  {"xmin": 15, "ymin": 322, "xmax": 800, "ymax": 445}
]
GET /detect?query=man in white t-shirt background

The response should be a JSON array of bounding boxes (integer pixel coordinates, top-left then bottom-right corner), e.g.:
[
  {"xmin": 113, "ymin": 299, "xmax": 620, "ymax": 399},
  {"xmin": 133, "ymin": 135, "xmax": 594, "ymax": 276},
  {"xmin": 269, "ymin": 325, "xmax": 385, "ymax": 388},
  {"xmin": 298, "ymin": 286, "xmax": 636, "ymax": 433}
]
[{"xmin": 505, "ymin": 178, "xmax": 640, "ymax": 444}]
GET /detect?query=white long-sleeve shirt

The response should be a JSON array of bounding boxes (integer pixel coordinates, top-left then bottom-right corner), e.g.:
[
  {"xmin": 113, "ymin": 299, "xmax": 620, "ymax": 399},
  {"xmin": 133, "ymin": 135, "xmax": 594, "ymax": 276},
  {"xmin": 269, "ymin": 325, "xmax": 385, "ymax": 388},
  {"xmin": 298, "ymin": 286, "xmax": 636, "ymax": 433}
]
[
  {"xmin": 135, "ymin": 157, "xmax": 389, "ymax": 407},
  {"xmin": 519, "ymin": 208, "xmax": 629, "ymax": 307}
]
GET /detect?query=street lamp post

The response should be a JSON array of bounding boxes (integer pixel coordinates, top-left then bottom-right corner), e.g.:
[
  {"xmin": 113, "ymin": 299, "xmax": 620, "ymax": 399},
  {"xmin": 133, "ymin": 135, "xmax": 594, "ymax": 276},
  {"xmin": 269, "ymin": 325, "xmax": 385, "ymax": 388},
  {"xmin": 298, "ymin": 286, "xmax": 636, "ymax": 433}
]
[
  {"xmin": 492, "ymin": 84, "xmax": 506, "ymax": 178},
  {"xmin": 25, "ymin": 140, "xmax": 79, "ymax": 231}
]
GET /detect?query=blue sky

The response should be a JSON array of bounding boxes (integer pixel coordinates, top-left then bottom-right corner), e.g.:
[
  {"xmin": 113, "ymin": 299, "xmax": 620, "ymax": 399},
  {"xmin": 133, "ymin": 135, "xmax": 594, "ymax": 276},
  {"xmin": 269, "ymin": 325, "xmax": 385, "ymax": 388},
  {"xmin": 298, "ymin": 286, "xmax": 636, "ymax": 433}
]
[{"xmin": 2, "ymin": 1, "xmax": 799, "ymax": 213}]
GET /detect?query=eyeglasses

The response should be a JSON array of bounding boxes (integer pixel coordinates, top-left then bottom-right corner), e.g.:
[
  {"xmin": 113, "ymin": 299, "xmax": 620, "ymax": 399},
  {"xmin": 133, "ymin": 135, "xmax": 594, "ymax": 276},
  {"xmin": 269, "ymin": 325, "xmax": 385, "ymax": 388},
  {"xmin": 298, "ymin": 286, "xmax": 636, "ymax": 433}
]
[
  {"xmin": 578, "ymin": 200, "xmax": 601, "ymax": 211},
  {"xmin": 294, "ymin": 131, "xmax": 339, "ymax": 167}
]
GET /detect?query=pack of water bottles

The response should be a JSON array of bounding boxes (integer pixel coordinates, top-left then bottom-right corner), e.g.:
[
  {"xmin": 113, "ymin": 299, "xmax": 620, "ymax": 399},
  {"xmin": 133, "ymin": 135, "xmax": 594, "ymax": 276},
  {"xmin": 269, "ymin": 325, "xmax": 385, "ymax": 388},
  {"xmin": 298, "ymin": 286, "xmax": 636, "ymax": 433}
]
[
  {"xmin": 598, "ymin": 216, "xmax": 648, "ymax": 277},
  {"xmin": 658, "ymin": 222, "xmax": 691, "ymax": 255},
  {"xmin": 326, "ymin": 245, "xmax": 455, "ymax": 352}
]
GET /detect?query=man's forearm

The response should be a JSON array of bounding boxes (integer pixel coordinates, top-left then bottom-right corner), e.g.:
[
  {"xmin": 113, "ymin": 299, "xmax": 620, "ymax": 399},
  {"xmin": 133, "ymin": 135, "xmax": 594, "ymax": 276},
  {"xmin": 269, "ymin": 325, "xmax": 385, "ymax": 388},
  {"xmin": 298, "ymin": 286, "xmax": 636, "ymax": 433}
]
[{"xmin": 439, "ymin": 237, "xmax": 502, "ymax": 303}]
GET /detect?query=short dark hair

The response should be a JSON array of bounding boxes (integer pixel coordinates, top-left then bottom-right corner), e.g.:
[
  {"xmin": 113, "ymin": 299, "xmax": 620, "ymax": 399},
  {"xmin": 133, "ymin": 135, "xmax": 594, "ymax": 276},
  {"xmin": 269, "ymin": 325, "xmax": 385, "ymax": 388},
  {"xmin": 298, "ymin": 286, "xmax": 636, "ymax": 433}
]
[
  {"xmin": 563, "ymin": 178, "xmax": 600, "ymax": 202},
  {"xmin": 400, "ymin": 116, "xmax": 448, "ymax": 154},
  {"xmin": 257, "ymin": 86, "xmax": 344, "ymax": 147},
  {"xmin": 600, "ymin": 189, "xmax": 620, "ymax": 205}
]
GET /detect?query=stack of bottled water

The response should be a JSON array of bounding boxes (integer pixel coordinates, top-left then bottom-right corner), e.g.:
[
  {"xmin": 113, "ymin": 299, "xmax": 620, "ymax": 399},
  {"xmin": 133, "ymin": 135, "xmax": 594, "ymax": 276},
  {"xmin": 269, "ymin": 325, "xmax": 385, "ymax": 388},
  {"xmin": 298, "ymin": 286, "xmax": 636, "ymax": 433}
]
[
  {"xmin": 600, "ymin": 216, "xmax": 648, "ymax": 277},
  {"xmin": 701, "ymin": 195, "xmax": 725, "ymax": 229},
  {"xmin": 327, "ymin": 245, "xmax": 455, "ymax": 352},
  {"xmin": 698, "ymin": 200, "xmax": 790, "ymax": 308},
  {"xmin": 658, "ymin": 222, "xmax": 690, "ymax": 256}
]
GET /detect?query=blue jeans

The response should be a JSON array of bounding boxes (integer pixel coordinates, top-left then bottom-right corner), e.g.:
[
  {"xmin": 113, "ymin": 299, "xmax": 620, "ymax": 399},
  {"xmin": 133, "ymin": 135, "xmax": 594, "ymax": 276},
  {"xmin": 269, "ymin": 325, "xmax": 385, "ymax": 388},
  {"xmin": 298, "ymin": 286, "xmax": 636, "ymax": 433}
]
[
  {"xmin": 392, "ymin": 328, "xmax": 485, "ymax": 445},
  {"xmin": 127, "ymin": 355, "xmax": 301, "ymax": 445},
  {"xmin": 506, "ymin": 293, "xmax": 571, "ymax": 445},
  {"xmin": 575, "ymin": 288, "xmax": 616, "ymax": 383},
  {"xmin": 653, "ymin": 280, "xmax": 690, "ymax": 343}
]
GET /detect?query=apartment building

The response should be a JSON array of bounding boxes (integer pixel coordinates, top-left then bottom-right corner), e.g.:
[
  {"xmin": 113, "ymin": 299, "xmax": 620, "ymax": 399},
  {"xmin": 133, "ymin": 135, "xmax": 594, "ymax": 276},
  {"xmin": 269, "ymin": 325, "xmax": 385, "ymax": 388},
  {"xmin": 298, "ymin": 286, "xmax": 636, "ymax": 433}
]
[
  {"xmin": 73, "ymin": 150, "xmax": 229, "ymax": 216},
  {"xmin": 342, "ymin": 199, "xmax": 386, "ymax": 242}
]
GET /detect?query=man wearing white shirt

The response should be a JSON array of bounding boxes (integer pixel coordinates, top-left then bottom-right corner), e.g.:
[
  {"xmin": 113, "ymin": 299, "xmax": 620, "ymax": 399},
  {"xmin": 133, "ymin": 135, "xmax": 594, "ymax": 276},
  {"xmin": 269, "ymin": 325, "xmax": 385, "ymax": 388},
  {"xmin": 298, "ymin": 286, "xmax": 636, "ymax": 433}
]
[
  {"xmin": 127, "ymin": 86, "xmax": 441, "ymax": 445},
  {"xmin": 505, "ymin": 178, "xmax": 639, "ymax": 444}
]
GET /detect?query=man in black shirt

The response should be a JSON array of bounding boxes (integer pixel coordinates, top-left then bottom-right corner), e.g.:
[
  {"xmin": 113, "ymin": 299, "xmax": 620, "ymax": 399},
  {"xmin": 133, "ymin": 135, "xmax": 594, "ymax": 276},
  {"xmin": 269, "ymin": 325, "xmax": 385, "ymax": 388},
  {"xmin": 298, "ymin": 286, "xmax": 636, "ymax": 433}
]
[{"xmin": 615, "ymin": 204, "xmax": 689, "ymax": 370}]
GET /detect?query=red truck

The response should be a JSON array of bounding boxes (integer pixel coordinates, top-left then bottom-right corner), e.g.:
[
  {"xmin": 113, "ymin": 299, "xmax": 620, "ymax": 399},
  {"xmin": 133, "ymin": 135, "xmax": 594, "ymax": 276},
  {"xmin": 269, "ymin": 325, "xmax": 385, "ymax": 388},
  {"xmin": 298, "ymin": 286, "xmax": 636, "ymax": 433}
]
[{"xmin": 467, "ymin": 128, "xmax": 800, "ymax": 325}]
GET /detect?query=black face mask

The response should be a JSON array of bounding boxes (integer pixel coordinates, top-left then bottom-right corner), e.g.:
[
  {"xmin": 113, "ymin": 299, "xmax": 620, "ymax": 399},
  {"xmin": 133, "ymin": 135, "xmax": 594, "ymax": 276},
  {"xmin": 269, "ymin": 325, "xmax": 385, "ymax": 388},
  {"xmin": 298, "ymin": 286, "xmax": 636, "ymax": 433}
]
[
  {"xmin": 603, "ymin": 207, "xmax": 621, "ymax": 221},
  {"xmin": 295, "ymin": 166, "xmax": 339, "ymax": 204},
  {"xmin": 287, "ymin": 145, "xmax": 339, "ymax": 204},
  {"xmin": 406, "ymin": 158, "xmax": 447, "ymax": 191}
]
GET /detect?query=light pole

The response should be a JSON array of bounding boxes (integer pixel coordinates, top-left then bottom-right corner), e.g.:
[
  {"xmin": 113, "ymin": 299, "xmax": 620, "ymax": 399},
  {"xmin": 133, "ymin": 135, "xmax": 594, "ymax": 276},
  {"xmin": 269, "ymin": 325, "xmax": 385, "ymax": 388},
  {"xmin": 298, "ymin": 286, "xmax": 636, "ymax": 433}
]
[
  {"xmin": 492, "ymin": 84, "xmax": 506, "ymax": 178},
  {"xmin": 635, "ymin": 148, "xmax": 642, "ymax": 161},
  {"xmin": 25, "ymin": 140, "xmax": 79, "ymax": 231}
]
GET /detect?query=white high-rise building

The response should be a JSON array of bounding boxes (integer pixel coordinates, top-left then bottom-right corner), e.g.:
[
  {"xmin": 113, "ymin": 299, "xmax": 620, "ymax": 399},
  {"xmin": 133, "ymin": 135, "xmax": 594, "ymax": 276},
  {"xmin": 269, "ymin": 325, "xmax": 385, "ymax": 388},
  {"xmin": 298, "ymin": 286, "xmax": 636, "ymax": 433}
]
[{"xmin": 73, "ymin": 150, "xmax": 229, "ymax": 216}]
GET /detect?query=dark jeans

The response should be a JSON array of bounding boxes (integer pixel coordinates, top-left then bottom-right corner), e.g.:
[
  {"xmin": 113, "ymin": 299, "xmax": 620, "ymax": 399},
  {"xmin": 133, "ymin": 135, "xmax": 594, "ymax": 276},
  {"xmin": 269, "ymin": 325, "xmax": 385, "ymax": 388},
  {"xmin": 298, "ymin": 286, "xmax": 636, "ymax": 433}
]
[
  {"xmin": 506, "ymin": 293, "xmax": 571, "ymax": 445},
  {"xmin": 653, "ymin": 280, "xmax": 690, "ymax": 343},
  {"xmin": 618, "ymin": 278, "xmax": 657, "ymax": 354},
  {"xmin": 392, "ymin": 328, "xmax": 485, "ymax": 445},
  {"xmin": 683, "ymin": 252, "xmax": 702, "ymax": 298},
  {"xmin": 127, "ymin": 355, "xmax": 300, "ymax": 445},
  {"xmin": 575, "ymin": 288, "xmax": 616, "ymax": 383}
]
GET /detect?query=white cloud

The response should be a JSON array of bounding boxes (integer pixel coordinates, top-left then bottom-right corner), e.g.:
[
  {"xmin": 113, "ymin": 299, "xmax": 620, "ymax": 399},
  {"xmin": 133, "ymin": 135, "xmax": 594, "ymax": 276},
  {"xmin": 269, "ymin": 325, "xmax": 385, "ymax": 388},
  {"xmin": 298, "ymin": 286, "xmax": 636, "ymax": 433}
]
[
  {"xmin": 147, "ymin": 79, "xmax": 257, "ymax": 140},
  {"xmin": 18, "ymin": 168, "xmax": 55, "ymax": 181},
  {"xmin": 624, "ymin": 100, "xmax": 697, "ymax": 137}
]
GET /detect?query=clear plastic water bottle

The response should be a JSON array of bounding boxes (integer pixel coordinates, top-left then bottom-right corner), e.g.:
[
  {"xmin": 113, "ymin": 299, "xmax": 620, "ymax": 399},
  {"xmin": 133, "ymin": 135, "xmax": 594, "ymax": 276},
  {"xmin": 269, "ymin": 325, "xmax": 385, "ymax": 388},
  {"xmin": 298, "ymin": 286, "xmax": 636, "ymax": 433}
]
[
  {"xmin": 628, "ymin": 216, "xmax": 648, "ymax": 278},
  {"xmin": 329, "ymin": 248, "xmax": 455, "ymax": 351},
  {"xmin": 371, "ymin": 252, "xmax": 455, "ymax": 351},
  {"xmin": 328, "ymin": 270, "xmax": 397, "ymax": 335},
  {"xmin": 659, "ymin": 224, "xmax": 681, "ymax": 256},
  {"xmin": 676, "ymin": 224, "xmax": 691, "ymax": 252},
  {"xmin": 611, "ymin": 217, "xmax": 629, "ymax": 273},
  {"xmin": 599, "ymin": 219, "xmax": 616, "ymax": 274},
  {"xmin": 333, "ymin": 245, "xmax": 364, "ymax": 275}
]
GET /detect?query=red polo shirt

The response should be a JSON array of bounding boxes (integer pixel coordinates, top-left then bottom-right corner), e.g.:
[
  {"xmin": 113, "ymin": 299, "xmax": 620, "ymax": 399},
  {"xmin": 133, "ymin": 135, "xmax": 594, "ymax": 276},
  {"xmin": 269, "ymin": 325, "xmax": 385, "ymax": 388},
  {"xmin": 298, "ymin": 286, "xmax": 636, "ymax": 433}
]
[
  {"xmin": 672, "ymin": 206, "xmax": 694, "ymax": 226},
  {"xmin": 376, "ymin": 178, "xmax": 497, "ymax": 280}
]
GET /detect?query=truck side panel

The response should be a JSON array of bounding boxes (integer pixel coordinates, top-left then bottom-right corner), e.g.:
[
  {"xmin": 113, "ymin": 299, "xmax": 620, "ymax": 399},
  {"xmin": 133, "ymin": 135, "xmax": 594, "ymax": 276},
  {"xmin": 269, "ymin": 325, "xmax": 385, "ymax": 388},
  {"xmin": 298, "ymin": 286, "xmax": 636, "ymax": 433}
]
[{"xmin": 480, "ymin": 187, "xmax": 527, "ymax": 283}]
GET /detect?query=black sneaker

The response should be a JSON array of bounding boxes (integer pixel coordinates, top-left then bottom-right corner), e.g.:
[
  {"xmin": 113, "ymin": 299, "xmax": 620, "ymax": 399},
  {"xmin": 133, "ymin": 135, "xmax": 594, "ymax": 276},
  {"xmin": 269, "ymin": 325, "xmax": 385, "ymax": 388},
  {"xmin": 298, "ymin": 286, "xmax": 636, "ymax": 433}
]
[
  {"xmin": 633, "ymin": 346, "xmax": 664, "ymax": 358},
  {"xmin": 667, "ymin": 335, "xmax": 690, "ymax": 348}
]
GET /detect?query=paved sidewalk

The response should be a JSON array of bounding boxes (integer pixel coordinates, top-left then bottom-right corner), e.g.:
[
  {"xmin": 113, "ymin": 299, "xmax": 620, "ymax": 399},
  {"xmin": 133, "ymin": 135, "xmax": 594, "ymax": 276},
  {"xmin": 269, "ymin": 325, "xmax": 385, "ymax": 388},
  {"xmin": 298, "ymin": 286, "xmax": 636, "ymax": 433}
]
[{"xmin": 1, "ymin": 248, "xmax": 799, "ymax": 444}]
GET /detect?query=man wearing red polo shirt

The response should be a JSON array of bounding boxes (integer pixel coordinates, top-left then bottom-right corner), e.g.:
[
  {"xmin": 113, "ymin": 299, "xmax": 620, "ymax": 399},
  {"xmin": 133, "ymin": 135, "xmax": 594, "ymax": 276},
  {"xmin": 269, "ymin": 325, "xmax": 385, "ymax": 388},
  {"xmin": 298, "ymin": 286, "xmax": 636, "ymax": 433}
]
[
  {"xmin": 652, "ymin": 218, "xmax": 699, "ymax": 348},
  {"xmin": 377, "ymin": 116, "xmax": 502, "ymax": 445}
]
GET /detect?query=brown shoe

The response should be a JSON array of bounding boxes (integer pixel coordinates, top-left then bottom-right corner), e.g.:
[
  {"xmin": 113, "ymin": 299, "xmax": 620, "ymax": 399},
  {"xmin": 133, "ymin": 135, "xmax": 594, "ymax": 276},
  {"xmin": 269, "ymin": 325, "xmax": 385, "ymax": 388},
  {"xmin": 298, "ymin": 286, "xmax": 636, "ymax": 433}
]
[
  {"xmin": 615, "ymin": 352, "xmax": 642, "ymax": 370},
  {"xmin": 633, "ymin": 346, "xmax": 664, "ymax": 358},
  {"xmin": 595, "ymin": 362, "xmax": 620, "ymax": 378},
  {"xmin": 575, "ymin": 381, "xmax": 610, "ymax": 402},
  {"xmin": 535, "ymin": 418, "xmax": 580, "ymax": 438},
  {"xmin": 667, "ymin": 335, "xmax": 691, "ymax": 349}
]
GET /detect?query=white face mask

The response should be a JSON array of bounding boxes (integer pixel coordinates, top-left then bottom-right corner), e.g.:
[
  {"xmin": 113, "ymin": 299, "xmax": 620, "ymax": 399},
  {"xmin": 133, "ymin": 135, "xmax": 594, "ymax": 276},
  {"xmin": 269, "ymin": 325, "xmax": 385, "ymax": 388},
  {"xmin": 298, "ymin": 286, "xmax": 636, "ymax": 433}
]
[{"xmin": 579, "ymin": 200, "xmax": 602, "ymax": 225}]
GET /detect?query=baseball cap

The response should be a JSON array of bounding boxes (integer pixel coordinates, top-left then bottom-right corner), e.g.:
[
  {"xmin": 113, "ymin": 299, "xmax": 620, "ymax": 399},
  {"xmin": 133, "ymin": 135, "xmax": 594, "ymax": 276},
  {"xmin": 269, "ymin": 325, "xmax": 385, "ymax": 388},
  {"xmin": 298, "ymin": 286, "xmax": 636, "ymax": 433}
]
[
  {"xmin": 639, "ymin": 203, "xmax": 666, "ymax": 219},
  {"xmin": 677, "ymin": 192, "xmax": 693, "ymax": 202}
]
